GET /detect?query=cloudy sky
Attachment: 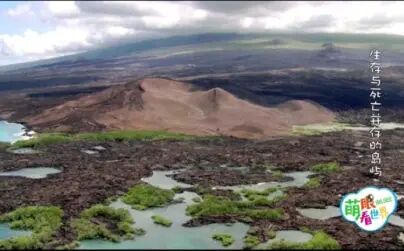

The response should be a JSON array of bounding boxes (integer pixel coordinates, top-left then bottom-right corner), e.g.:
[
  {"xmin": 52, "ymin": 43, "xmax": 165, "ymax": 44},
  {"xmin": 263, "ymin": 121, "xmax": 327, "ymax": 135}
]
[{"xmin": 0, "ymin": 1, "xmax": 403, "ymax": 65}]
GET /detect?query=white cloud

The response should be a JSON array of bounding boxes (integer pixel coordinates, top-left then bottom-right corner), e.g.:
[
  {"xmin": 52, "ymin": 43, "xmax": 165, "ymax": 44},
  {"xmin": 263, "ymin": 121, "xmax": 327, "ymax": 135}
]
[
  {"xmin": 105, "ymin": 26, "xmax": 135, "ymax": 37},
  {"xmin": 45, "ymin": 1, "xmax": 80, "ymax": 18},
  {"xmin": 0, "ymin": 26, "xmax": 90, "ymax": 56},
  {"xmin": 1, "ymin": 1, "xmax": 404, "ymax": 65},
  {"xmin": 6, "ymin": 3, "xmax": 34, "ymax": 17},
  {"xmin": 241, "ymin": 18, "xmax": 253, "ymax": 29}
]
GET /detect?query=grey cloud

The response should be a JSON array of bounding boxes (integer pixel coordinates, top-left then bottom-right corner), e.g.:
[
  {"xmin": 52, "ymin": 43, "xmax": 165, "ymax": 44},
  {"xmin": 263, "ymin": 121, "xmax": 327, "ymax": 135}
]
[
  {"xmin": 76, "ymin": 15, "xmax": 143, "ymax": 29},
  {"xmin": 52, "ymin": 41, "xmax": 92, "ymax": 54},
  {"xmin": 0, "ymin": 39, "xmax": 13, "ymax": 56},
  {"xmin": 192, "ymin": 1, "xmax": 295, "ymax": 15},
  {"xmin": 193, "ymin": 1, "xmax": 262, "ymax": 13},
  {"xmin": 295, "ymin": 15, "xmax": 335, "ymax": 30},
  {"xmin": 41, "ymin": 1, "xmax": 337, "ymax": 56},
  {"xmin": 356, "ymin": 15, "xmax": 401, "ymax": 29},
  {"xmin": 306, "ymin": 1, "xmax": 327, "ymax": 7},
  {"xmin": 5, "ymin": 1, "xmax": 402, "ymax": 65},
  {"xmin": 56, "ymin": 1, "xmax": 334, "ymax": 37},
  {"xmin": 73, "ymin": 1, "xmax": 297, "ymax": 19},
  {"xmin": 75, "ymin": 2, "xmax": 156, "ymax": 17}
]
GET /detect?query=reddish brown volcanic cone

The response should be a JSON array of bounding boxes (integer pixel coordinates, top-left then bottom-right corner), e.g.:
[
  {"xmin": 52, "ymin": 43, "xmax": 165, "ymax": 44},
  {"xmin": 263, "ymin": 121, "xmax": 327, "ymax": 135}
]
[{"xmin": 24, "ymin": 78, "xmax": 335, "ymax": 138}]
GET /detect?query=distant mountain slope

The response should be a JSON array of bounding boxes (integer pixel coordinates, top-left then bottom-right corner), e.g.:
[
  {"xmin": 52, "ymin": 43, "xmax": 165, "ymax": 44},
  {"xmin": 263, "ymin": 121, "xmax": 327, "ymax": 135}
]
[
  {"xmin": 2, "ymin": 32, "xmax": 404, "ymax": 74},
  {"xmin": 23, "ymin": 78, "xmax": 335, "ymax": 138},
  {"xmin": 2, "ymin": 32, "xmax": 404, "ymax": 113},
  {"xmin": 0, "ymin": 33, "xmax": 252, "ymax": 72}
]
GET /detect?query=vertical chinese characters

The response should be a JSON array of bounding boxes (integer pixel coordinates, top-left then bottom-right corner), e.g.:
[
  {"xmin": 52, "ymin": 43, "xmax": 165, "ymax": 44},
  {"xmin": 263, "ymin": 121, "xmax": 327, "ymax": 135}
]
[{"xmin": 369, "ymin": 50, "xmax": 382, "ymax": 176}]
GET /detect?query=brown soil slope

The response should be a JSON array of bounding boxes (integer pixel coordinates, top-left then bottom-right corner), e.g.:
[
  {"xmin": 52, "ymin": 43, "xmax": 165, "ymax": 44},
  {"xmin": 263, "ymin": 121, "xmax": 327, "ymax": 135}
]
[{"xmin": 24, "ymin": 78, "xmax": 335, "ymax": 138}]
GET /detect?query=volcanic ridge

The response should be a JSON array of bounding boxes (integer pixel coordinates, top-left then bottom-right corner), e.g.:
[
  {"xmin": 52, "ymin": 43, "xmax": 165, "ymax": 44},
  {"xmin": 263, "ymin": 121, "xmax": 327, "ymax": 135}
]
[{"xmin": 23, "ymin": 78, "xmax": 335, "ymax": 138}]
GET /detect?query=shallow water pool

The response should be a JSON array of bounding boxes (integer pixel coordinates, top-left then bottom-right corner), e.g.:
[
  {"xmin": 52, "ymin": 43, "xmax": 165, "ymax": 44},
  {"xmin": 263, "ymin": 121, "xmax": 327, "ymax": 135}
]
[
  {"xmin": 8, "ymin": 148, "xmax": 40, "ymax": 154},
  {"xmin": 78, "ymin": 170, "xmax": 249, "ymax": 249},
  {"xmin": 214, "ymin": 171, "xmax": 313, "ymax": 192},
  {"xmin": 0, "ymin": 121, "xmax": 28, "ymax": 143},
  {"xmin": 297, "ymin": 206, "xmax": 340, "ymax": 220},
  {"xmin": 0, "ymin": 167, "xmax": 61, "ymax": 179},
  {"xmin": 0, "ymin": 224, "xmax": 30, "ymax": 240},
  {"xmin": 257, "ymin": 230, "xmax": 313, "ymax": 249}
]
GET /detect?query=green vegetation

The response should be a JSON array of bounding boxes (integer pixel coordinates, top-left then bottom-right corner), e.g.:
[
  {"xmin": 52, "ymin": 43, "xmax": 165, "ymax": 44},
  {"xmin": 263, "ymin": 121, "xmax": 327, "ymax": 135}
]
[
  {"xmin": 241, "ymin": 188, "xmax": 278, "ymax": 201},
  {"xmin": 0, "ymin": 142, "xmax": 10, "ymax": 148},
  {"xmin": 71, "ymin": 204, "xmax": 142, "ymax": 242},
  {"xmin": 132, "ymin": 228, "xmax": 146, "ymax": 236},
  {"xmin": 151, "ymin": 215, "xmax": 172, "ymax": 227},
  {"xmin": 245, "ymin": 208, "xmax": 284, "ymax": 220},
  {"xmin": 243, "ymin": 192, "xmax": 286, "ymax": 208},
  {"xmin": 186, "ymin": 195, "xmax": 247, "ymax": 217},
  {"xmin": 291, "ymin": 123, "xmax": 351, "ymax": 136},
  {"xmin": 122, "ymin": 184, "xmax": 175, "ymax": 210},
  {"xmin": 173, "ymin": 197, "xmax": 185, "ymax": 204},
  {"xmin": 310, "ymin": 162, "xmax": 341, "ymax": 174},
  {"xmin": 243, "ymin": 235, "xmax": 261, "ymax": 249},
  {"xmin": 299, "ymin": 226, "xmax": 312, "ymax": 234},
  {"xmin": 171, "ymin": 186, "xmax": 184, "ymax": 194},
  {"xmin": 267, "ymin": 230, "xmax": 276, "ymax": 239},
  {"xmin": 271, "ymin": 170, "xmax": 284, "ymax": 178},
  {"xmin": 304, "ymin": 177, "xmax": 321, "ymax": 189},
  {"xmin": 194, "ymin": 185, "xmax": 211, "ymax": 195},
  {"xmin": 187, "ymin": 195, "xmax": 238, "ymax": 217},
  {"xmin": 103, "ymin": 195, "xmax": 120, "ymax": 206},
  {"xmin": 212, "ymin": 233, "xmax": 235, "ymax": 247},
  {"xmin": 192, "ymin": 197, "xmax": 202, "ymax": 203},
  {"xmin": 268, "ymin": 231, "xmax": 340, "ymax": 250},
  {"xmin": 0, "ymin": 206, "xmax": 63, "ymax": 249},
  {"xmin": 12, "ymin": 130, "xmax": 215, "ymax": 149},
  {"xmin": 263, "ymin": 164, "xmax": 277, "ymax": 171},
  {"xmin": 193, "ymin": 185, "xmax": 242, "ymax": 201},
  {"xmin": 76, "ymin": 131, "xmax": 196, "ymax": 142},
  {"xmin": 186, "ymin": 195, "xmax": 284, "ymax": 220},
  {"xmin": 11, "ymin": 133, "xmax": 72, "ymax": 149},
  {"xmin": 55, "ymin": 241, "xmax": 80, "ymax": 250}
]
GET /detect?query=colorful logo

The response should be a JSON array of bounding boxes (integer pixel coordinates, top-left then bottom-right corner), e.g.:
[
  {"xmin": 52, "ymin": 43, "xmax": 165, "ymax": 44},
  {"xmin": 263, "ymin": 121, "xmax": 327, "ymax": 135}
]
[{"xmin": 340, "ymin": 186, "xmax": 398, "ymax": 232}]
